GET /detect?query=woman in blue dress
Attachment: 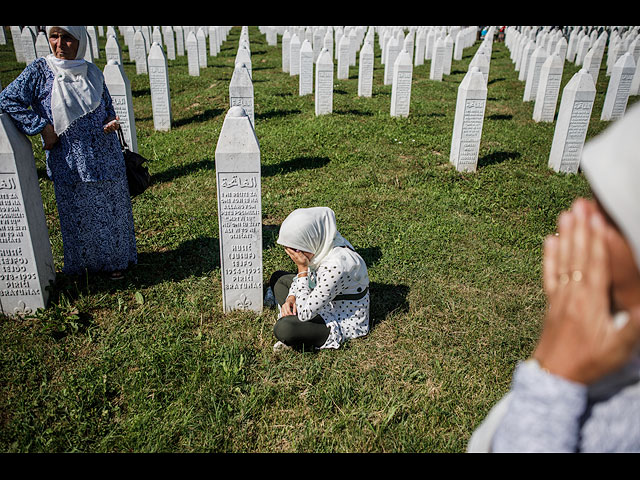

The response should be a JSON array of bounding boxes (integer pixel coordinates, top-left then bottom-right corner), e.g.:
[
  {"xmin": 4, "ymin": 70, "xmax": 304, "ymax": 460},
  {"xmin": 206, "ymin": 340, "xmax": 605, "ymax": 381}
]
[{"xmin": 0, "ymin": 26, "xmax": 137, "ymax": 279}]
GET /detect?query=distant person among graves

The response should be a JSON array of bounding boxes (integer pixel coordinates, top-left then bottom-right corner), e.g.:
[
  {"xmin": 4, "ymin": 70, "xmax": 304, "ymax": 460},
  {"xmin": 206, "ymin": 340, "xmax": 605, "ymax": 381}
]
[
  {"xmin": 269, "ymin": 207, "xmax": 370, "ymax": 352},
  {"xmin": 0, "ymin": 26, "xmax": 137, "ymax": 280},
  {"xmin": 468, "ymin": 103, "xmax": 640, "ymax": 453}
]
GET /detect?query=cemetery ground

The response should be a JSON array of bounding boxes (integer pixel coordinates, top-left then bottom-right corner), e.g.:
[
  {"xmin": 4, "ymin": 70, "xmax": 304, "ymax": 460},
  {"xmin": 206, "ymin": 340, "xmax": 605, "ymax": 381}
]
[{"xmin": 1, "ymin": 26, "xmax": 638, "ymax": 453}]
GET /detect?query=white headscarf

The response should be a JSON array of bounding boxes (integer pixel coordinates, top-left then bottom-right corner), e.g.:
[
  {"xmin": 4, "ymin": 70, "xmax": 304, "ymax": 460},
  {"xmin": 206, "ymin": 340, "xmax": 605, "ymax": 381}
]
[
  {"xmin": 581, "ymin": 102, "xmax": 640, "ymax": 272},
  {"xmin": 44, "ymin": 26, "xmax": 104, "ymax": 135},
  {"xmin": 277, "ymin": 207, "xmax": 353, "ymax": 269}
]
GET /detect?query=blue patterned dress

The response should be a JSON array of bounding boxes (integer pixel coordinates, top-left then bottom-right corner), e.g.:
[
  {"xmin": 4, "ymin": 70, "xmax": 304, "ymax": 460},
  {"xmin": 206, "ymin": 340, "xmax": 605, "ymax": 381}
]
[{"xmin": 0, "ymin": 58, "xmax": 137, "ymax": 275}]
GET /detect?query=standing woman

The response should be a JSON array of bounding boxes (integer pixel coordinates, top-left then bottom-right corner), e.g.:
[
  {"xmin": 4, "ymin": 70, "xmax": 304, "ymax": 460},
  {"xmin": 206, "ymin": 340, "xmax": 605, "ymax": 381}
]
[
  {"xmin": 270, "ymin": 207, "xmax": 370, "ymax": 351},
  {"xmin": 0, "ymin": 26, "xmax": 137, "ymax": 280}
]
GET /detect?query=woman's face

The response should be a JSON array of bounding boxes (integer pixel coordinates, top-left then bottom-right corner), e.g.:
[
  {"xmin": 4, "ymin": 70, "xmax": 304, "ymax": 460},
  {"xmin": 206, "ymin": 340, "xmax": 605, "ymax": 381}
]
[{"xmin": 48, "ymin": 28, "xmax": 79, "ymax": 60}]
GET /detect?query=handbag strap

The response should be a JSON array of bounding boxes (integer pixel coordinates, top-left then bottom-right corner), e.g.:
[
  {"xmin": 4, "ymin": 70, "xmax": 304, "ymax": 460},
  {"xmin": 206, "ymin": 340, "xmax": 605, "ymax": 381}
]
[{"xmin": 116, "ymin": 126, "xmax": 129, "ymax": 151}]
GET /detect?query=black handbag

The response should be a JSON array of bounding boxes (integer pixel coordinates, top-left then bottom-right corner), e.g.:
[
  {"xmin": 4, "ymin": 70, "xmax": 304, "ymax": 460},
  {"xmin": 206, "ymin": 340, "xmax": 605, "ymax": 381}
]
[{"xmin": 117, "ymin": 127, "xmax": 151, "ymax": 197}]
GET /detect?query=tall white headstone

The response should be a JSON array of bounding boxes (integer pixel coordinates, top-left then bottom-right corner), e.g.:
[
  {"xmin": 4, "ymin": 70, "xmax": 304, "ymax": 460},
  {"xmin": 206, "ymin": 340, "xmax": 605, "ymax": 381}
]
[
  {"xmin": 133, "ymin": 29, "xmax": 148, "ymax": 74},
  {"xmin": 523, "ymin": 46, "xmax": 547, "ymax": 102},
  {"xmin": 533, "ymin": 54, "xmax": 564, "ymax": 122},
  {"xmin": 105, "ymin": 34, "xmax": 122, "ymax": 65},
  {"xmin": 601, "ymin": 52, "xmax": 636, "ymax": 121},
  {"xmin": 548, "ymin": 69, "xmax": 596, "ymax": 173},
  {"xmin": 337, "ymin": 33, "xmax": 351, "ymax": 80},
  {"xmin": 358, "ymin": 40, "xmax": 374, "ymax": 98},
  {"xmin": 450, "ymin": 67, "xmax": 487, "ymax": 173},
  {"xmin": 104, "ymin": 60, "xmax": 138, "ymax": 153},
  {"xmin": 0, "ymin": 113, "xmax": 56, "ymax": 317},
  {"xmin": 35, "ymin": 32, "xmax": 50, "ymax": 58},
  {"xmin": 299, "ymin": 39, "xmax": 314, "ymax": 96},
  {"xmin": 282, "ymin": 30, "xmax": 291, "ymax": 73},
  {"xmin": 315, "ymin": 48, "xmax": 334, "ymax": 116},
  {"xmin": 196, "ymin": 28, "xmax": 208, "ymax": 69},
  {"xmin": 186, "ymin": 31, "xmax": 200, "ymax": 76},
  {"xmin": 229, "ymin": 63, "xmax": 255, "ymax": 127},
  {"xmin": 430, "ymin": 37, "xmax": 446, "ymax": 81},
  {"xmin": 20, "ymin": 28, "xmax": 37, "ymax": 65},
  {"xmin": 289, "ymin": 34, "xmax": 301, "ymax": 76},
  {"xmin": 390, "ymin": 49, "xmax": 413, "ymax": 117},
  {"xmin": 148, "ymin": 43, "xmax": 172, "ymax": 132},
  {"xmin": 384, "ymin": 36, "xmax": 401, "ymax": 85},
  {"xmin": 163, "ymin": 26, "xmax": 176, "ymax": 61},
  {"xmin": 215, "ymin": 107, "xmax": 263, "ymax": 314}
]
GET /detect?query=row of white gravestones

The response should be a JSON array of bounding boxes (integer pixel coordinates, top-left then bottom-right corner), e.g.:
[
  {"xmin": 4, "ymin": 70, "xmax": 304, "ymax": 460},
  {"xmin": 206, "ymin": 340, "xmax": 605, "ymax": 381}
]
[
  {"xmin": 215, "ymin": 106, "xmax": 263, "ymax": 314},
  {"xmin": 0, "ymin": 113, "xmax": 56, "ymax": 317}
]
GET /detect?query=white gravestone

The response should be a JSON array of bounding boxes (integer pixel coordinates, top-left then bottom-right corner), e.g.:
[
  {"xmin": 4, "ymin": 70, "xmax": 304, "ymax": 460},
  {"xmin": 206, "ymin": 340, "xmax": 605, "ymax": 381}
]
[
  {"xmin": 148, "ymin": 43, "xmax": 172, "ymax": 132},
  {"xmin": 289, "ymin": 34, "xmax": 301, "ymax": 76},
  {"xmin": 299, "ymin": 40, "xmax": 314, "ymax": 96},
  {"xmin": 523, "ymin": 47, "xmax": 547, "ymax": 102},
  {"xmin": 384, "ymin": 36, "xmax": 401, "ymax": 85},
  {"xmin": 174, "ymin": 26, "xmax": 185, "ymax": 56},
  {"xmin": 105, "ymin": 35, "xmax": 122, "ymax": 65},
  {"xmin": 390, "ymin": 49, "xmax": 413, "ymax": 118},
  {"xmin": 197, "ymin": 28, "xmax": 207, "ymax": 69},
  {"xmin": 235, "ymin": 46, "xmax": 252, "ymax": 79},
  {"xmin": 229, "ymin": 63, "xmax": 255, "ymax": 127},
  {"xmin": 186, "ymin": 31, "xmax": 200, "ymax": 76},
  {"xmin": 548, "ymin": 69, "xmax": 596, "ymax": 173},
  {"xmin": 0, "ymin": 113, "xmax": 56, "ymax": 317},
  {"xmin": 21, "ymin": 28, "xmax": 37, "ymax": 65},
  {"xmin": 430, "ymin": 37, "xmax": 446, "ymax": 82},
  {"xmin": 104, "ymin": 60, "xmax": 138, "ymax": 153},
  {"xmin": 450, "ymin": 67, "xmax": 487, "ymax": 173},
  {"xmin": 533, "ymin": 54, "xmax": 564, "ymax": 122},
  {"xmin": 11, "ymin": 26, "xmax": 25, "ymax": 63},
  {"xmin": 601, "ymin": 52, "xmax": 636, "ymax": 121},
  {"xmin": 35, "ymin": 32, "xmax": 50, "ymax": 58},
  {"xmin": 315, "ymin": 48, "xmax": 334, "ymax": 116},
  {"xmin": 163, "ymin": 26, "xmax": 176, "ymax": 61},
  {"xmin": 282, "ymin": 30, "xmax": 291, "ymax": 73},
  {"xmin": 358, "ymin": 40, "xmax": 374, "ymax": 98},
  {"xmin": 337, "ymin": 34, "xmax": 351, "ymax": 80},
  {"xmin": 133, "ymin": 30, "xmax": 148, "ymax": 75},
  {"xmin": 215, "ymin": 107, "xmax": 263, "ymax": 314}
]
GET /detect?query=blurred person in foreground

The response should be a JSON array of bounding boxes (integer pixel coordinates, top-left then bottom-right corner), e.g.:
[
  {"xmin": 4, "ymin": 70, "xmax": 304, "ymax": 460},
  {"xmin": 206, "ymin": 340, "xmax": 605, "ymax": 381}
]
[{"xmin": 468, "ymin": 102, "xmax": 640, "ymax": 453}]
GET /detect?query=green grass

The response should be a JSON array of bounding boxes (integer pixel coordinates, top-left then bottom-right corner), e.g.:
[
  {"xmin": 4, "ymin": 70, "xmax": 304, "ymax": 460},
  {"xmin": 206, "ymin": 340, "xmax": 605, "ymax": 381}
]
[{"xmin": 0, "ymin": 27, "xmax": 638, "ymax": 453}]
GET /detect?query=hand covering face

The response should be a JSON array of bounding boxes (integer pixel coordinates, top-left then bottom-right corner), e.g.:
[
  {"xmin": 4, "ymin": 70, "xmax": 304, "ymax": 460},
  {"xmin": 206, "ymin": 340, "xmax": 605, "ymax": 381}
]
[{"xmin": 276, "ymin": 207, "xmax": 354, "ymax": 270}]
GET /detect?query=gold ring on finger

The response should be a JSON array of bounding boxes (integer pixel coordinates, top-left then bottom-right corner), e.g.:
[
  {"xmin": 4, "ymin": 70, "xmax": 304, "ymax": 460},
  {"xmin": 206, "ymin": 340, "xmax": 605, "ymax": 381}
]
[
  {"xmin": 571, "ymin": 270, "xmax": 583, "ymax": 282},
  {"xmin": 558, "ymin": 273, "xmax": 570, "ymax": 286}
]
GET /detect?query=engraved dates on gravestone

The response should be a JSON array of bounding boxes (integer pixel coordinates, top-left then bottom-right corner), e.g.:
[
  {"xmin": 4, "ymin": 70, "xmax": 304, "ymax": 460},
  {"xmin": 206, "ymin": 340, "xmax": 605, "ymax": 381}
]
[
  {"xmin": 0, "ymin": 114, "xmax": 55, "ymax": 317},
  {"xmin": 215, "ymin": 107, "xmax": 263, "ymax": 314}
]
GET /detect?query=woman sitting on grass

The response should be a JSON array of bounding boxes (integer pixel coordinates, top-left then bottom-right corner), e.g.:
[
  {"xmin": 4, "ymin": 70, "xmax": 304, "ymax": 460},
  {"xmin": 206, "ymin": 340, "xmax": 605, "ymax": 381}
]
[{"xmin": 269, "ymin": 207, "xmax": 370, "ymax": 352}]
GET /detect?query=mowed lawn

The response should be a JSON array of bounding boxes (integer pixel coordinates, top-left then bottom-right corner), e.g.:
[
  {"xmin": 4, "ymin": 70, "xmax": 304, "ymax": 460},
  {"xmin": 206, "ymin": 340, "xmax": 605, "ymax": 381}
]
[{"xmin": 0, "ymin": 26, "xmax": 637, "ymax": 452}]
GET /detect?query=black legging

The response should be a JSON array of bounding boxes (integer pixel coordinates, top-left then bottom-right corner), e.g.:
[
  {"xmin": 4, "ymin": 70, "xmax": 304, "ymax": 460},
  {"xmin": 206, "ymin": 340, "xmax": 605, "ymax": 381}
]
[{"xmin": 270, "ymin": 271, "xmax": 330, "ymax": 350}]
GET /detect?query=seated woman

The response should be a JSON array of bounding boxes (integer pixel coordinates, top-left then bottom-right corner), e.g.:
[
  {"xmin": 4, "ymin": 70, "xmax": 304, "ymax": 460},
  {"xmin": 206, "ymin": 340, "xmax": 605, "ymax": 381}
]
[{"xmin": 269, "ymin": 207, "xmax": 370, "ymax": 352}]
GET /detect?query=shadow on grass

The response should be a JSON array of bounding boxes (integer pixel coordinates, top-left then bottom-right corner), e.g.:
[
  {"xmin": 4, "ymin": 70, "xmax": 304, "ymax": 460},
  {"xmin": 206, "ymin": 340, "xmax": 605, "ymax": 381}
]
[
  {"xmin": 369, "ymin": 282, "xmax": 410, "ymax": 328},
  {"xmin": 173, "ymin": 108, "xmax": 226, "ymax": 127},
  {"xmin": 487, "ymin": 114, "xmax": 513, "ymax": 121},
  {"xmin": 133, "ymin": 236, "xmax": 220, "ymax": 286},
  {"xmin": 262, "ymin": 156, "xmax": 330, "ymax": 177},
  {"xmin": 478, "ymin": 150, "xmax": 521, "ymax": 168},
  {"xmin": 256, "ymin": 109, "xmax": 302, "ymax": 120},
  {"xmin": 151, "ymin": 158, "xmax": 214, "ymax": 185}
]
